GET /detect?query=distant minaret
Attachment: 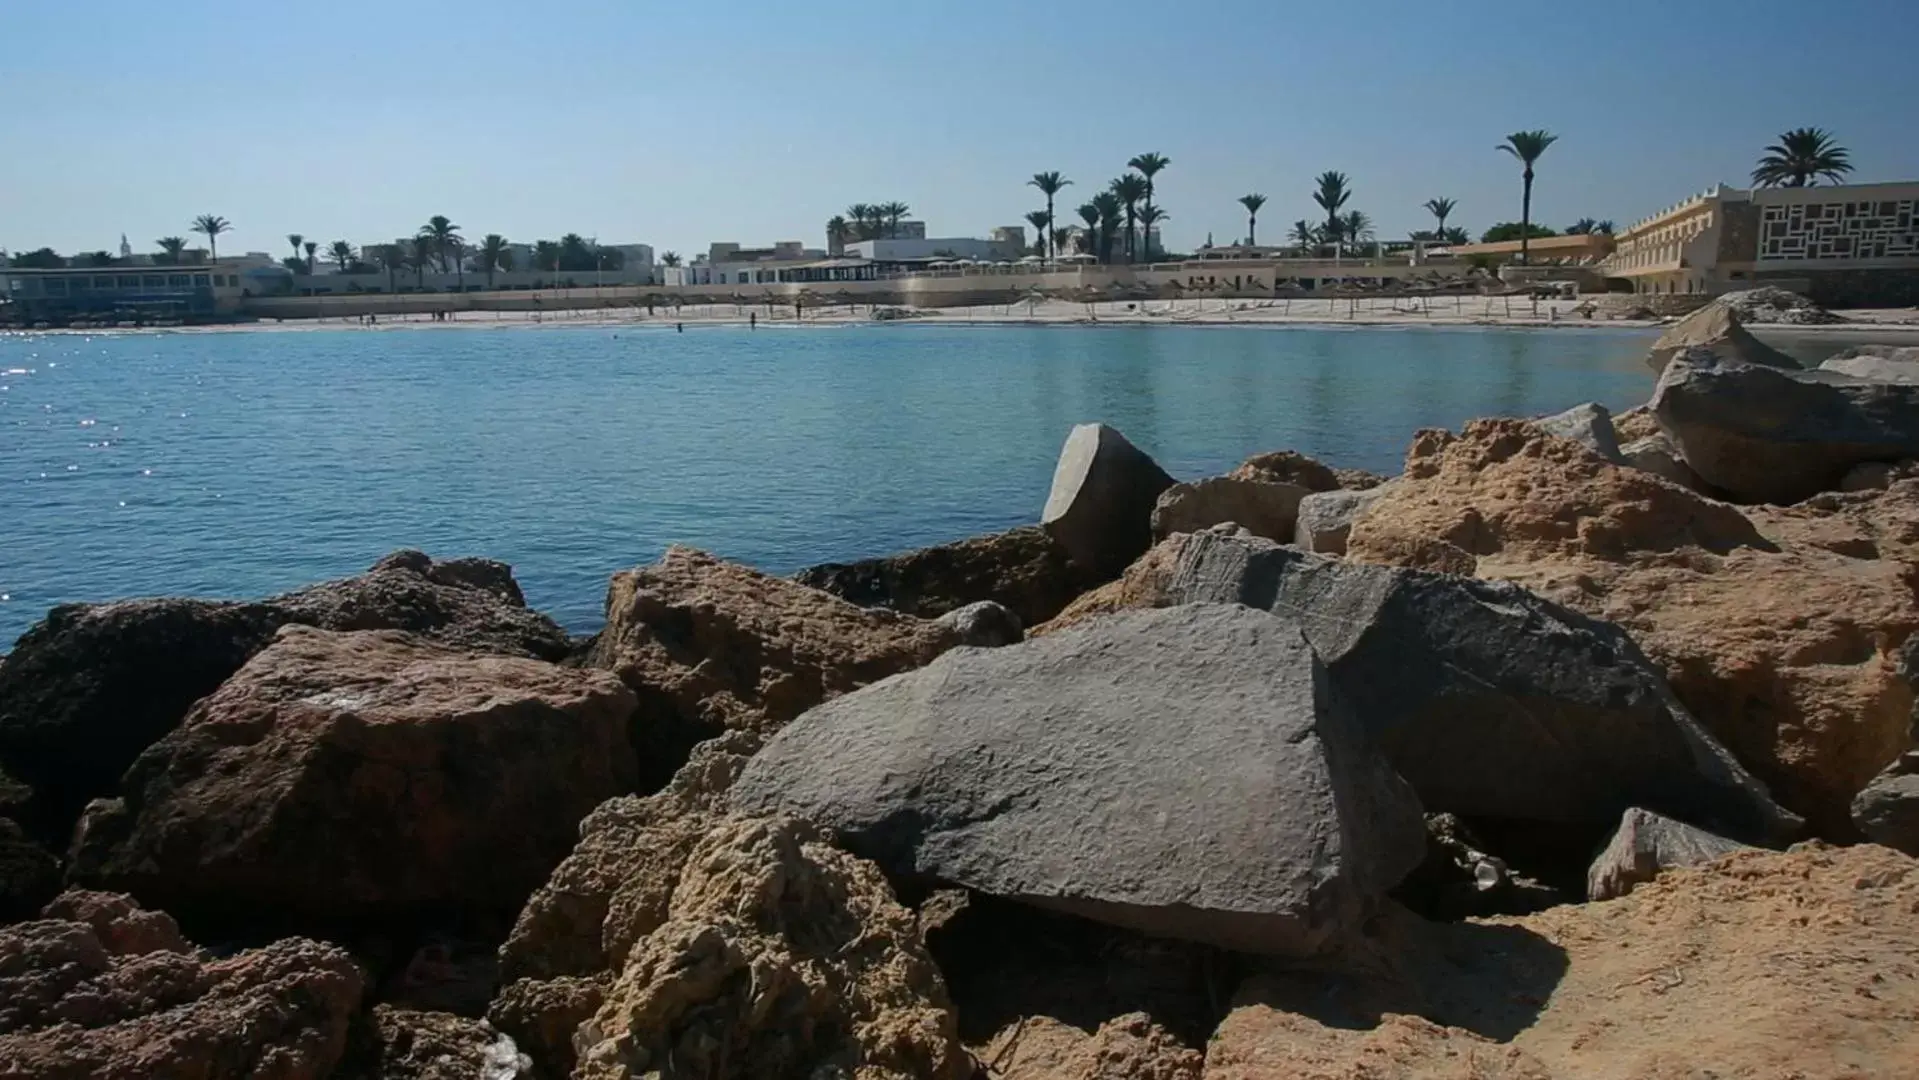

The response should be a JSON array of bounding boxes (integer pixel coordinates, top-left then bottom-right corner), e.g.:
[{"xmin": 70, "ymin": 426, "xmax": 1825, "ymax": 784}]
[{"xmin": 119, "ymin": 234, "xmax": 132, "ymax": 259}]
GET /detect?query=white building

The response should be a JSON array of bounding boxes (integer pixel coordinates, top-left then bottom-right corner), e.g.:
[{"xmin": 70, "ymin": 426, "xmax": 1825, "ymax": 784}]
[
  {"xmin": 844, "ymin": 236, "xmax": 1024, "ymax": 262},
  {"xmin": 661, "ymin": 241, "xmax": 824, "ymax": 286}
]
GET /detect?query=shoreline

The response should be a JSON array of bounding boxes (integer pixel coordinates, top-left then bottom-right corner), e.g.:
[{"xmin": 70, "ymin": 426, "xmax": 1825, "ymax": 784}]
[{"xmin": 11, "ymin": 297, "xmax": 1919, "ymax": 337}]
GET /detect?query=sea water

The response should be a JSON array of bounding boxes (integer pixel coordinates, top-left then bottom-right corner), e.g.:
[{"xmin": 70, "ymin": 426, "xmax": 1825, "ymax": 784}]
[{"xmin": 1, "ymin": 322, "xmax": 1678, "ymax": 643}]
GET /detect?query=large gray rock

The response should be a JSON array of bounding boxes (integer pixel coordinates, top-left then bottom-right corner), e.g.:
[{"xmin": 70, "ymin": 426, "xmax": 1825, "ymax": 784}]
[
  {"xmin": 1292, "ymin": 485, "xmax": 1391, "ymax": 555},
  {"xmin": 1586, "ymin": 807, "xmax": 1753, "ymax": 901},
  {"xmin": 1149, "ymin": 476, "xmax": 1309, "ymax": 544},
  {"xmin": 934, "ymin": 600, "xmax": 1023, "ymax": 647},
  {"xmin": 1535, "ymin": 402, "xmax": 1625, "ymax": 464},
  {"xmin": 1851, "ymin": 750, "xmax": 1919, "ymax": 856},
  {"xmin": 1619, "ymin": 431, "xmax": 1710, "ymax": 492},
  {"xmin": 1651, "ymin": 347, "xmax": 1919, "ymax": 503},
  {"xmin": 1144, "ymin": 530, "xmax": 1798, "ymax": 840},
  {"xmin": 1645, "ymin": 302, "xmax": 1800, "ymax": 374},
  {"xmin": 731, "ymin": 604, "xmax": 1427, "ymax": 956},
  {"xmin": 1041, "ymin": 424, "xmax": 1177, "ymax": 577},
  {"xmin": 1820, "ymin": 344, "xmax": 1919, "ymax": 384}
]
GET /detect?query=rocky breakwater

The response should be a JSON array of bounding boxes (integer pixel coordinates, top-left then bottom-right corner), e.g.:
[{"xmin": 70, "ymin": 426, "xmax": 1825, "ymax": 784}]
[{"xmin": 4, "ymin": 387, "xmax": 1919, "ymax": 1077}]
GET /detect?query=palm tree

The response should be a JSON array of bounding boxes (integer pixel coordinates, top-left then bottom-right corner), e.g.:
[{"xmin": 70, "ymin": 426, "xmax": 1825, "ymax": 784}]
[
  {"xmin": 1024, "ymin": 210, "xmax": 1052, "ymax": 257},
  {"xmin": 287, "ymin": 233, "xmax": 305, "ymax": 269},
  {"xmin": 1092, "ymin": 192, "xmax": 1124, "ymax": 264},
  {"xmin": 1028, "ymin": 172, "xmax": 1073, "ymax": 263},
  {"xmin": 1341, "ymin": 211, "xmax": 1374, "ymax": 255},
  {"xmin": 878, "ymin": 201, "xmax": 910, "ymax": 238},
  {"xmin": 1076, "ymin": 203, "xmax": 1101, "ymax": 256},
  {"xmin": 1423, "ymin": 198, "xmax": 1456, "ymax": 246},
  {"xmin": 557, "ymin": 233, "xmax": 591, "ymax": 273},
  {"xmin": 1109, "ymin": 175, "xmax": 1149, "ymax": 262},
  {"xmin": 155, "ymin": 236, "xmax": 188, "ymax": 265},
  {"xmin": 192, "ymin": 215, "xmax": 231, "ymax": 262},
  {"xmin": 1565, "ymin": 218, "xmax": 1597, "ymax": 235},
  {"xmin": 409, "ymin": 235, "xmax": 433, "ymax": 288},
  {"xmin": 1051, "ymin": 227, "xmax": 1072, "ymax": 260},
  {"xmin": 1594, "ymin": 220, "xmax": 1614, "ymax": 235},
  {"xmin": 327, "ymin": 240, "xmax": 354, "ymax": 273},
  {"xmin": 1751, "ymin": 127, "xmax": 1852, "ymax": 188},
  {"xmin": 660, "ymin": 251, "xmax": 682, "ymax": 268},
  {"xmin": 477, "ymin": 234, "xmax": 508, "ymax": 287},
  {"xmin": 1288, "ymin": 220, "xmax": 1317, "ymax": 256},
  {"xmin": 302, "ymin": 241, "xmax": 317, "ymax": 275},
  {"xmin": 1312, "ymin": 172, "xmax": 1351, "ymax": 253},
  {"xmin": 421, "ymin": 215, "xmax": 461, "ymax": 272},
  {"xmin": 377, "ymin": 244, "xmax": 403, "ymax": 293},
  {"xmin": 1136, "ymin": 205, "xmax": 1169, "ymax": 260},
  {"xmin": 845, "ymin": 204, "xmax": 875, "ymax": 241},
  {"xmin": 1497, "ymin": 130, "xmax": 1559, "ymax": 265},
  {"xmin": 1128, "ymin": 153, "xmax": 1170, "ymax": 259},
  {"xmin": 1238, "ymin": 193, "xmax": 1267, "ymax": 246},
  {"xmin": 826, "ymin": 215, "xmax": 850, "ymax": 252}
]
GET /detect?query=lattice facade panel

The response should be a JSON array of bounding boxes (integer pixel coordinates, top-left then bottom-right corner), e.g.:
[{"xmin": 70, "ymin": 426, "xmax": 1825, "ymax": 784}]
[{"xmin": 1759, "ymin": 199, "xmax": 1918, "ymax": 261}]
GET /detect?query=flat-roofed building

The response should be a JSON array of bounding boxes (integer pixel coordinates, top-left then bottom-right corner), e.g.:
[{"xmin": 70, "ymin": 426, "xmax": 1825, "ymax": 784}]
[{"xmin": 1600, "ymin": 181, "xmax": 1919, "ymax": 305}]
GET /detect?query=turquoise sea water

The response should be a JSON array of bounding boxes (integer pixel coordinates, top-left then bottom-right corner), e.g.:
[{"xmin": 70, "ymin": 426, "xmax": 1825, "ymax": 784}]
[{"xmin": 0, "ymin": 322, "xmax": 1667, "ymax": 645}]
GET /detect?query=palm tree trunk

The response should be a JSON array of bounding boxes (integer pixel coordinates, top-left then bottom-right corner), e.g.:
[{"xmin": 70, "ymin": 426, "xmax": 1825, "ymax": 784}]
[
  {"xmin": 1248, "ymin": 215, "xmax": 1256, "ymax": 247},
  {"xmin": 1520, "ymin": 169, "xmax": 1534, "ymax": 265},
  {"xmin": 1125, "ymin": 208, "xmax": 1137, "ymax": 263},
  {"xmin": 1045, "ymin": 196, "xmax": 1054, "ymax": 265}
]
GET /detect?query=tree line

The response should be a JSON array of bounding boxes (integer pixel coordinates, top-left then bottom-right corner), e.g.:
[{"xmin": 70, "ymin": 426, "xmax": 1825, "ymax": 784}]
[{"xmin": 2, "ymin": 130, "xmax": 1859, "ymax": 274}]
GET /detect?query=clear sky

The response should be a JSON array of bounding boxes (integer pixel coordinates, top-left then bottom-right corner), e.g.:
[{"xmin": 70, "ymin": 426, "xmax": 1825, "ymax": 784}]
[{"xmin": 4, "ymin": 0, "xmax": 1917, "ymax": 261}]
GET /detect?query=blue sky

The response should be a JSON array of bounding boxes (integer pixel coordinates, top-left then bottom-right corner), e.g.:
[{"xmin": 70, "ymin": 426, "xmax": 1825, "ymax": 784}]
[{"xmin": 4, "ymin": 0, "xmax": 1917, "ymax": 260}]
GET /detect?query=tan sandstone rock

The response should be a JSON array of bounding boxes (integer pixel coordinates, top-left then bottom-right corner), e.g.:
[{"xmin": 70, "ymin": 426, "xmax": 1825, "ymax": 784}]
[
  {"xmin": 1644, "ymin": 300, "xmax": 1799, "ymax": 373},
  {"xmin": 337, "ymin": 1006, "xmax": 531, "ymax": 1080},
  {"xmin": 587, "ymin": 547, "xmax": 959, "ymax": 769},
  {"xmin": 1207, "ymin": 844, "xmax": 1919, "ymax": 1079},
  {"xmin": 1344, "ymin": 419, "xmax": 1919, "ymax": 835},
  {"xmin": 979, "ymin": 1013, "xmax": 1203, "ymax": 1080},
  {"xmin": 0, "ymin": 891, "xmax": 365, "ymax": 1079},
  {"xmin": 68, "ymin": 625, "xmax": 641, "ymax": 936},
  {"xmin": 569, "ymin": 815, "xmax": 967, "ymax": 1080}
]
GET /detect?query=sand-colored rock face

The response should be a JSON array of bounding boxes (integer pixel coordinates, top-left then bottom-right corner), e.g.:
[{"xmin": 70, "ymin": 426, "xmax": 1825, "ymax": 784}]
[
  {"xmin": 1207, "ymin": 844, "xmax": 1919, "ymax": 1080},
  {"xmin": 1345, "ymin": 419, "xmax": 1919, "ymax": 835},
  {"xmin": 588, "ymin": 547, "xmax": 959, "ymax": 771},
  {"xmin": 0, "ymin": 891, "xmax": 365, "ymax": 1079},
  {"xmin": 569, "ymin": 815, "xmax": 967, "ymax": 1080}
]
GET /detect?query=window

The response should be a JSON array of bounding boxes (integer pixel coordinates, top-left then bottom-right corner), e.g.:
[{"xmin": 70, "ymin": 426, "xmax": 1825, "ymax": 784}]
[
  {"xmin": 736, "ymin": 271, "xmax": 749, "ymax": 284},
  {"xmin": 119, "ymin": 275, "xmax": 140, "ymax": 288},
  {"xmin": 168, "ymin": 275, "xmax": 189, "ymax": 288},
  {"xmin": 144, "ymin": 276, "xmax": 165, "ymax": 289},
  {"xmin": 95, "ymin": 276, "xmax": 116, "ymax": 288},
  {"xmin": 193, "ymin": 274, "xmax": 211, "ymax": 288},
  {"xmin": 44, "ymin": 279, "xmax": 68, "ymax": 296}
]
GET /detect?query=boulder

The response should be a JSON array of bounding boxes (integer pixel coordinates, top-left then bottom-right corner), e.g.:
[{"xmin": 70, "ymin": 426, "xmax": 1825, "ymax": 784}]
[
  {"xmin": 270, "ymin": 550, "xmax": 572, "ymax": 661},
  {"xmin": 586, "ymin": 547, "xmax": 958, "ymax": 778},
  {"xmin": 934, "ymin": 600, "xmax": 1024, "ymax": 647},
  {"xmin": 1821, "ymin": 345, "xmax": 1919, "ymax": 383},
  {"xmin": 1851, "ymin": 750, "xmax": 1919, "ymax": 855},
  {"xmin": 0, "ymin": 818, "xmax": 60, "ymax": 924},
  {"xmin": 0, "ymin": 598, "xmax": 286, "ymax": 843},
  {"xmin": 732, "ymin": 603, "xmax": 1429, "ymax": 956},
  {"xmin": 338, "ymin": 1006, "xmax": 531, "ymax": 1080},
  {"xmin": 1618, "ymin": 431, "xmax": 1710, "ymax": 491},
  {"xmin": 0, "ymin": 551, "xmax": 567, "ymax": 844},
  {"xmin": 68, "ymin": 625, "xmax": 639, "ymax": 938},
  {"xmin": 1212, "ymin": 844, "xmax": 1919, "ymax": 1078},
  {"xmin": 1229, "ymin": 449, "xmax": 1340, "ymax": 491},
  {"xmin": 1652, "ymin": 347, "xmax": 1919, "ymax": 503},
  {"xmin": 1345, "ymin": 418, "xmax": 1919, "ymax": 835},
  {"xmin": 0, "ymin": 891, "xmax": 364, "ymax": 1079},
  {"xmin": 1611, "ymin": 404, "xmax": 1662, "ymax": 443},
  {"xmin": 1149, "ymin": 476, "xmax": 1310, "ymax": 544},
  {"xmin": 493, "ymin": 732, "xmax": 760, "ymax": 1077},
  {"xmin": 791, "ymin": 526, "xmax": 1104, "ymax": 629},
  {"xmin": 1644, "ymin": 301, "xmax": 1799, "ymax": 374},
  {"xmin": 1040, "ymin": 423, "xmax": 1177, "ymax": 577},
  {"xmin": 1586, "ymin": 807, "xmax": 1753, "ymax": 900},
  {"xmin": 1533, "ymin": 401, "xmax": 1624, "ymax": 463},
  {"xmin": 569, "ymin": 816, "xmax": 967, "ymax": 1080},
  {"xmin": 1293, "ymin": 485, "xmax": 1392, "ymax": 555},
  {"xmin": 1055, "ymin": 528, "xmax": 1794, "ymax": 839},
  {"xmin": 1720, "ymin": 285, "xmax": 1843, "ymax": 325}
]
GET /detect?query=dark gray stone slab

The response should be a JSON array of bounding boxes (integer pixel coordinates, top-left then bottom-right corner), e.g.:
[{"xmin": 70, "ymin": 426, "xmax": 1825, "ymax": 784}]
[
  {"xmin": 1041, "ymin": 424, "xmax": 1176, "ymax": 577},
  {"xmin": 1587, "ymin": 807, "xmax": 1753, "ymax": 901},
  {"xmin": 731, "ymin": 603, "xmax": 1427, "ymax": 956}
]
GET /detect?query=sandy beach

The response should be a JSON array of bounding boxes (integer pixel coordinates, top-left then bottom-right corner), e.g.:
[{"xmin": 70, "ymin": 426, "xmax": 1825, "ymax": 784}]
[{"xmin": 11, "ymin": 295, "xmax": 1919, "ymax": 336}]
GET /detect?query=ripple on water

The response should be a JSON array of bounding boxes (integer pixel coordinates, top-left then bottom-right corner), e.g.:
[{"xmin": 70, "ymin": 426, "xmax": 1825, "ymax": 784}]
[{"xmin": 0, "ymin": 322, "xmax": 1667, "ymax": 645}]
